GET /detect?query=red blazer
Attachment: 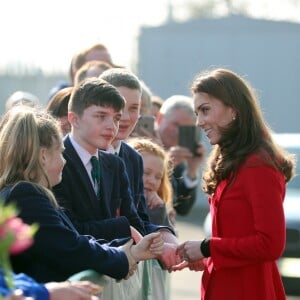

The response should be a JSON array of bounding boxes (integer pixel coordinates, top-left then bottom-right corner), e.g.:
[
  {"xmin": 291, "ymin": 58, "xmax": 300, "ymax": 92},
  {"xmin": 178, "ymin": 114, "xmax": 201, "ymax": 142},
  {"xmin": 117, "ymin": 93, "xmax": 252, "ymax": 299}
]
[{"xmin": 202, "ymin": 154, "xmax": 286, "ymax": 300}]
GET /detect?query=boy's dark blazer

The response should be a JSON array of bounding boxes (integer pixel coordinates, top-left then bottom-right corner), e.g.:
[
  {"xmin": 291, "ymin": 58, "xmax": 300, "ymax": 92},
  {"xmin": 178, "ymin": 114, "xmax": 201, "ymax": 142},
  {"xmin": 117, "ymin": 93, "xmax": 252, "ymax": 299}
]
[
  {"xmin": 53, "ymin": 135, "xmax": 145, "ymax": 240},
  {"xmin": 119, "ymin": 141, "xmax": 175, "ymax": 234}
]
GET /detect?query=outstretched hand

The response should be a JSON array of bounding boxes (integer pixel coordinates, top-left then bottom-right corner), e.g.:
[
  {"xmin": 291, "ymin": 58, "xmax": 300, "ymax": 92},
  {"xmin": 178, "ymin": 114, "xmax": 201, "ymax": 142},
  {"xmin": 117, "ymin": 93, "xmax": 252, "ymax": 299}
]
[
  {"xmin": 171, "ymin": 258, "xmax": 207, "ymax": 272},
  {"xmin": 176, "ymin": 240, "xmax": 204, "ymax": 261},
  {"xmin": 130, "ymin": 226, "xmax": 143, "ymax": 243},
  {"xmin": 121, "ymin": 232, "xmax": 164, "ymax": 279},
  {"xmin": 131, "ymin": 232, "xmax": 164, "ymax": 261},
  {"xmin": 120, "ymin": 239, "xmax": 138, "ymax": 279}
]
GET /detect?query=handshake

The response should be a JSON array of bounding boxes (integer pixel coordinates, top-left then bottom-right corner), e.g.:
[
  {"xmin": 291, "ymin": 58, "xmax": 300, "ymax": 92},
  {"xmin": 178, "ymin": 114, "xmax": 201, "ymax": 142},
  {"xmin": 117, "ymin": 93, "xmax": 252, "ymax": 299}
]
[
  {"xmin": 157, "ymin": 241, "xmax": 207, "ymax": 272},
  {"xmin": 121, "ymin": 228, "xmax": 207, "ymax": 279}
]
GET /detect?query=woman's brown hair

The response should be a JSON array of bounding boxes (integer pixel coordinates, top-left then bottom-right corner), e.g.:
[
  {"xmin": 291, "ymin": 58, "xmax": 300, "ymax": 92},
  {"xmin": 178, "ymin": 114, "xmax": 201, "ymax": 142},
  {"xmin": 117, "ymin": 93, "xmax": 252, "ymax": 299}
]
[{"xmin": 191, "ymin": 68, "xmax": 295, "ymax": 195}]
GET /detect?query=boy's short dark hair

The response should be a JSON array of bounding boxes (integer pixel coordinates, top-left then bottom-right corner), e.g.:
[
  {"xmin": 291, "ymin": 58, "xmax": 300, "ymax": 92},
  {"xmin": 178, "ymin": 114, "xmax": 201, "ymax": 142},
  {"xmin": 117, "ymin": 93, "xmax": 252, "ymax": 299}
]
[{"xmin": 68, "ymin": 78, "xmax": 125, "ymax": 116}]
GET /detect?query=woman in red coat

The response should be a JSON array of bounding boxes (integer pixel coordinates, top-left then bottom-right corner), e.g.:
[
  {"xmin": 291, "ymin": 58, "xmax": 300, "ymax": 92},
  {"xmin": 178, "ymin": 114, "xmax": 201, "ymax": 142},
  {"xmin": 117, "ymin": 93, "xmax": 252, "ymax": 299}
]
[{"xmin": 177, "ymin": 68, "xmax": 295, "ymax": 299}]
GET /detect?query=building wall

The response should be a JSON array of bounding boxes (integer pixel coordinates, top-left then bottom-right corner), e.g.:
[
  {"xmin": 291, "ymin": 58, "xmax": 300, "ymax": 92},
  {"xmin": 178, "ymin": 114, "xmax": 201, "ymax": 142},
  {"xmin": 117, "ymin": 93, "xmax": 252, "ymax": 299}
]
[{"xmin": 137, "ymin": 15, "xmax": 300, "ymax": 133}]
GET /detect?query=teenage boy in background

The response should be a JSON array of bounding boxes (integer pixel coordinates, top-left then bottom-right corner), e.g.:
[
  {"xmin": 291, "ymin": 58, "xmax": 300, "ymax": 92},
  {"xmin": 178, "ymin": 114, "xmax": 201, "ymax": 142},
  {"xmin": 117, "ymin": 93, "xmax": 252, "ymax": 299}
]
[
  {"xmin": 100, "ymin": 69, "xmax": 181, "ymax": 299},
  {"xmin": 100, "ymin": 69, "xmax": 178, "ymax": 249}
]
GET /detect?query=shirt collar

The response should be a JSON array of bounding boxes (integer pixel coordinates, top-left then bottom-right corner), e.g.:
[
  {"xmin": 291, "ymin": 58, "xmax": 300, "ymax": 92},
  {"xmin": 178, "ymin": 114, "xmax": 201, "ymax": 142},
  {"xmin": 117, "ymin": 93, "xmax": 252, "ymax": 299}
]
[
  {"xmin": 107, "ymin": 140, "xmax": 122, "ymax": 155},
  {"xmin": 69, "ymin": 134, "xmax": 98, "ymax": 166}
]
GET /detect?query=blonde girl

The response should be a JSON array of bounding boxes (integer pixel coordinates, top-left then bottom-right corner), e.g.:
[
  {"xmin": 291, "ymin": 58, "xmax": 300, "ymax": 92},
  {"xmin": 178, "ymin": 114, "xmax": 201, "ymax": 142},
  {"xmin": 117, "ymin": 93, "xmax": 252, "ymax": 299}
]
[{"xmin": 128, "ymin": 137, "xmax": 175, "ymax": 227}]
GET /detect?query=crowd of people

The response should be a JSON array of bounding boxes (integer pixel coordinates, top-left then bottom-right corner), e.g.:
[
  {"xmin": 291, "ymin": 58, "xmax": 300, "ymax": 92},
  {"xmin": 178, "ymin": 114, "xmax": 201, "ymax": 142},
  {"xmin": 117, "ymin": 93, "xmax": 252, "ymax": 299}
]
[{"xmin": 0, "ymin": 42, "xmax": 296, "ymax": 300}]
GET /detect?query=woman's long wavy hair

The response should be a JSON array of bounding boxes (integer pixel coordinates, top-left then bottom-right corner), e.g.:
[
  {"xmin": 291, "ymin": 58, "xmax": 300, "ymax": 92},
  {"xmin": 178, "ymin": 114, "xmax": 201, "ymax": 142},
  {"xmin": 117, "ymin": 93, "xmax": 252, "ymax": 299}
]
[
  {"xmin": 0, "ymin": 107, "xmax": 62, "ymax": 206},
  {"xmin": 191, "ymin": 68, "xmax": 295, "ymax": 196}
]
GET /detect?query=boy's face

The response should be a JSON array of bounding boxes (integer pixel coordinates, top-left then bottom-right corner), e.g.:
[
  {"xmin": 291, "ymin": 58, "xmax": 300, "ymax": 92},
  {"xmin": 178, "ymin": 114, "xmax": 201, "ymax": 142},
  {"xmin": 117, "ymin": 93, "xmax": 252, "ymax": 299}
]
[
  {"xmin": 113, "ymin": 86, "xmax": 141, "ymax": 142},
  {"xmin": 69, "ymin": 105, "xmax": 122, "ymax": 153}
]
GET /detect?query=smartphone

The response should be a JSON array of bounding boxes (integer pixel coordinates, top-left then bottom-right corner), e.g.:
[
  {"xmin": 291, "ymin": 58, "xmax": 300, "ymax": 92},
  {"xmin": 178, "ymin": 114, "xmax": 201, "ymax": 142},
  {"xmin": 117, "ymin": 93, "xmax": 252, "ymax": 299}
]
[
  {"xmin": 134, "ymin": 115, "xmax": 155, "ymax": 136},
  {"xmin": 178, "ymin": 125, "xmax": 201, "ymax": 155}
]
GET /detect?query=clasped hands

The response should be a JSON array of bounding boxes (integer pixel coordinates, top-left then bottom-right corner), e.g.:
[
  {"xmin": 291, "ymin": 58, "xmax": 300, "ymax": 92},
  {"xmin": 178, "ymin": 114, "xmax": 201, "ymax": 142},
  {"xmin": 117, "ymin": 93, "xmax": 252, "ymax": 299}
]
[
  {"xmin": 121, "ymin": 228, "xmax": 165, "ymax": 279},
  {"xmin": 158, "ymin": 240, "xmax": 206, "ymax": 272},
  {"xmin": 122, "ymin": 227, "xmax": 206, "ymax": 279}
]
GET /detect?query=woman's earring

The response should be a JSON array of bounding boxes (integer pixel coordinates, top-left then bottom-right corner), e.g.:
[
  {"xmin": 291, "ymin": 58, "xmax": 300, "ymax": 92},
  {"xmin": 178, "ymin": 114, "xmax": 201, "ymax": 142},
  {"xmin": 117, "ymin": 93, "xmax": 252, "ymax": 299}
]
[{"xmin": 232, "ymin": 116, "xmax": 236, "ymax": 121}]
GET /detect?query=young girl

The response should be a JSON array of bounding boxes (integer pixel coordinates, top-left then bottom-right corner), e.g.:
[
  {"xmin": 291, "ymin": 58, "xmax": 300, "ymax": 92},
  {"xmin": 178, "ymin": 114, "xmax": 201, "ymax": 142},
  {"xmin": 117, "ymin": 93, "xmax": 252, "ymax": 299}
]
[
  {"xmin": 128, "ymin": 137, "xmax": 175, "ymax": 300},
  {"xmin": 0, "ymin": 107, "xmax": 163, "ymax": 284},
  {"xmin": 128, "ymin": 138, "xmax": 175, "ymax": 228}
]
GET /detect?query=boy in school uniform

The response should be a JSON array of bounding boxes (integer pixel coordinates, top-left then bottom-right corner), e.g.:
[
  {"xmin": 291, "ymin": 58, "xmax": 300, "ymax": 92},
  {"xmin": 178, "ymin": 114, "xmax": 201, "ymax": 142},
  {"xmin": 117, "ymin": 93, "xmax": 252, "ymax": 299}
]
[
  {"xmin": 100, "ymin": 69, "xmax": 182, "ymax": 300},
  {"xmin": 99, "ymin": 69, "xmax": 179, "ymax": 263},
  {"xmin": 53, "ymin": 78, "xmax": 180, "ymax": 268},
  {"xmin": 53, "ymin": 78, "xmax": 145, "ymax": 241}
]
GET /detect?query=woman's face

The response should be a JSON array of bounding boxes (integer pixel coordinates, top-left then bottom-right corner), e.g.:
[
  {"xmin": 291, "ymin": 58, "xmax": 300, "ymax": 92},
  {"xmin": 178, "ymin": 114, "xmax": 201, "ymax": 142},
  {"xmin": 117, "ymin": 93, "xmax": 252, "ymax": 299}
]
[
  {"xmin": 41, "ymin": 140, "xmax": 65, "ymax": 187},
  {"xmin": 193, "ymin": 92, "xmax": 235, "ymax": 145}
]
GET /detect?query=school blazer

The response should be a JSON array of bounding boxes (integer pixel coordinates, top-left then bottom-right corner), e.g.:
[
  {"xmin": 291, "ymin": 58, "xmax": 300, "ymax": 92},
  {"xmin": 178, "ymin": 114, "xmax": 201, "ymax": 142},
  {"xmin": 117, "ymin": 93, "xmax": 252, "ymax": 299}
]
[
  {"xmin": 53, "ymin": 135, "xmax": 145, "ymax": 240},
  {"xmin": 201, "ymin": 154, "xmax": 286, "ymax": 300},
  {"xmin": 1, "ymin": 182, "xmax": 129, "ymax": 283},
  {"xmin": 119, "ymin": 141, "xmax": 174, "ymax": 234}
]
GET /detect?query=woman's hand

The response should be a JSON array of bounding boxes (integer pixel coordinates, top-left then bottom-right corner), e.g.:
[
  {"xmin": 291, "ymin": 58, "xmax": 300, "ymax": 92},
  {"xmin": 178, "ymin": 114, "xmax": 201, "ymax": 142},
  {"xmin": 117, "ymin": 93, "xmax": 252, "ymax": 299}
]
[
  {"xmin": 188, "ymin": 258, "xmax": 206, "ymax": 271},
  {"xmin": 158, "ymin": 242, "xmax": 182, "ymax": 271},
  {"xmin": 176, "ymin": 240, "xmax": 204, "ymax": 261},
  {"xmin": 171, "ymin": 258, "xmax": 206, "ymax": 272}
]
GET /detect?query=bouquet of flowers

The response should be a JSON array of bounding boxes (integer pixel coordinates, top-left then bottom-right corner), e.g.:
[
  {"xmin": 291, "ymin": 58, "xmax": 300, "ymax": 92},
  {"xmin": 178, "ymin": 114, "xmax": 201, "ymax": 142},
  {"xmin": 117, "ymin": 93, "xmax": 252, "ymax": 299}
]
[{"xmin": 0, "ymin": 202, "xmax": 38, "ymax": 291}]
